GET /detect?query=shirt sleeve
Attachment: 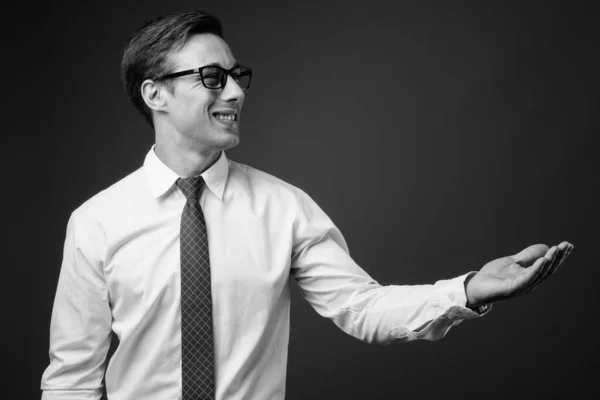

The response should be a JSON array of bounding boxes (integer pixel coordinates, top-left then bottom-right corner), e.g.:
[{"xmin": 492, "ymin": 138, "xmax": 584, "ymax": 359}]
[
  {"xmin": 290, "ymin": 189, "xmax": 490, "ymax": 345},
  {"xmin": 40, "ymin": 211, "xmax": 113, "ymax": 399}
]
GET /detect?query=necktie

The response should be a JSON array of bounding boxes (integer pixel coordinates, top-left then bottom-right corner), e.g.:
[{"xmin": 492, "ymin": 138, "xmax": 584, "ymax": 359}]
[{"xmin": 177, "ymin": 176, "xmax": 215, "ymax": 400}]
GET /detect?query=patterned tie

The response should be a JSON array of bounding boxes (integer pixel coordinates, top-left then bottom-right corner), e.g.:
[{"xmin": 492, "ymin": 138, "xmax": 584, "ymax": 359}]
[{"xmin": 177, "ymin": 176, "xmax": 215, "ymax": 400}]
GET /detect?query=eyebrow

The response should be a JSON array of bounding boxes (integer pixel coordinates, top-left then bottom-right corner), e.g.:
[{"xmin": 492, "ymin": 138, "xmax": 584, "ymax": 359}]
[{"xmin": 203, "ymin": 61, "xmax": 241, "ymax": 69}]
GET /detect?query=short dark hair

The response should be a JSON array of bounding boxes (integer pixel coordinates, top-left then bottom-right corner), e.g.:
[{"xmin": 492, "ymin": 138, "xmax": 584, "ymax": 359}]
[{"xmin": 121, "ymin": 10, "xmax": 224, "ymax": 126}]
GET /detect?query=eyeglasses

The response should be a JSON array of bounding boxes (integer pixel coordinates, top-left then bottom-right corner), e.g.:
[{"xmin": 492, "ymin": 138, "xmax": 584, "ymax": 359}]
[{"xmin": 154, "ymin": 65, "xmax": 252, "ymax": 90}]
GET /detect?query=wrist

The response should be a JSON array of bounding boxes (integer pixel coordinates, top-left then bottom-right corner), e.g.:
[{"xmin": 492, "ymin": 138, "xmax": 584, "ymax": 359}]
[
  {"xmin": 464, "ymin": 272, "xmax": 489, "ymax": 314},
  {"xmin": 464, "ymin": 272, "xmax": 481, "ymax": 309}
]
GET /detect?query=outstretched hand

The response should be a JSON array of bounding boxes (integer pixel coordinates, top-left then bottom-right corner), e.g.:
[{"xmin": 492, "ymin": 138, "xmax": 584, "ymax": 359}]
[{"xmin": 465, "ymin": 241, "xmax": 574, "ymax": 308}]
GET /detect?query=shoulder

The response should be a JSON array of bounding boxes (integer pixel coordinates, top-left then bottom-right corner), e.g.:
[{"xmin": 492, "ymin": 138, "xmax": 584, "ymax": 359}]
[
  {"xmin": 227, "ymin": 159, "xmax": 305, "ymax": 200},
  {"xmin": 72, "ymin": 167, "xmax": 148, "ymax": 222}
]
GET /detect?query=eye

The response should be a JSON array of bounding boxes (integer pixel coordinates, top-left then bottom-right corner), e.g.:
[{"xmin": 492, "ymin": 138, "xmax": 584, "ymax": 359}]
[
  {"xmin": 231, "ymin": 68, "xmax": 250, "ymax": 82},
  {"xmin": 201, "ymin": 67, "xmax": 223, "ymax": 87},
  {"xmin": 203, "ymin": 73, "xmax": 220, "ymax": 83}
]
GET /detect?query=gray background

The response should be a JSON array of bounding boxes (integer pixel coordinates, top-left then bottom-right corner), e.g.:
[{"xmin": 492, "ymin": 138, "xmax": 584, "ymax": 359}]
[{"xmin": 4, "ymin": 0, "xmax": 598, "ymax": 398}]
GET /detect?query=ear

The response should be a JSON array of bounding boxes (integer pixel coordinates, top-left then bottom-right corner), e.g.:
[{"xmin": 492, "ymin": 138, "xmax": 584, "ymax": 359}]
[{"xmin": 141, "ymin": 79, "xmax": 169, "ymax": 113}]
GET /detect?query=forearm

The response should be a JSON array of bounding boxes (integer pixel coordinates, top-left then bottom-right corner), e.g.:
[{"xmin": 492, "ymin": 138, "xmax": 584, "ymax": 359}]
[
  {"xmin": 323, "ymin": 273, "xmax": 487, "ymax": 344},
  {"xmin": 292, "ymin": 189, "xmax": 489, "ymax": 345}
]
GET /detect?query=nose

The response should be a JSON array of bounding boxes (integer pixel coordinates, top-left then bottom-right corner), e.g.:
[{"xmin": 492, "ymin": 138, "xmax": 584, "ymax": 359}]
[{"xmin": 221, "ymin": 74, "xmax": 245, "ymax": 104}]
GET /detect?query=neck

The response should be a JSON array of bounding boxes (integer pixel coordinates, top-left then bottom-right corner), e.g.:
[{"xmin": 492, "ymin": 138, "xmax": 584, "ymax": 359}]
[{"xmin": 154, "ymin": 136, "xmax": 221, "ymax": 178}]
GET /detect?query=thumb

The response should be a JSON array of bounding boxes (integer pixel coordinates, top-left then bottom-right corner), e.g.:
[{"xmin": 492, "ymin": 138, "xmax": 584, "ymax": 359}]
[{"xmin": 512, "ymin": 244, "xmax": 549, "ymax": 267}]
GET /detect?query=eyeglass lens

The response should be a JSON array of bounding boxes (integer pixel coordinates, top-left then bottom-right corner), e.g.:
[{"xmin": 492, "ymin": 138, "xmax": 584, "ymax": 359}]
[{"xmin": 202, "ymin": 66, "xmax": 251, "ymax": 89}]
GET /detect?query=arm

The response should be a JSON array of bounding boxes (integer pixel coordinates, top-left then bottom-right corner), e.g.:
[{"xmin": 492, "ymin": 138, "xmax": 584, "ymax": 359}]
[
  {"xmin": 289, "ymin": 189, "xmax": 485, "ymax": 345},
  {"xmin": 40, "ymin": 211, "xmax": 113, "ymax": 400}
]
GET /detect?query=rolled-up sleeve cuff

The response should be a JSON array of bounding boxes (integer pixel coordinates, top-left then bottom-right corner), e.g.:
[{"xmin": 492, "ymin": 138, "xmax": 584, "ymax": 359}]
[{"xmin": 434, "ymin": 272, "xmax": 492, "ymax": 324}]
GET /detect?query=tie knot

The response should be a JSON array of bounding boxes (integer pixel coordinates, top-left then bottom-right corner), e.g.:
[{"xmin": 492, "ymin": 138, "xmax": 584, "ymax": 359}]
[{"xmin": 176, "ymin": 176, "xmax": 204, "ymax": 200}]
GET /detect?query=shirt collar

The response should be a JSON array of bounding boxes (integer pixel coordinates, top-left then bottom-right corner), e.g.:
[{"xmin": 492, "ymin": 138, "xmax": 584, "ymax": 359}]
[{"xmin": 143, "ymin": 144, "xmax": 229, "ymax": 200}]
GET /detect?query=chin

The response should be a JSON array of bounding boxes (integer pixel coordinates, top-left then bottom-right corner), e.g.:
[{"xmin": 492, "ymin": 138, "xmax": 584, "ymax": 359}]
[
  {"xmin": 215, "ymin": 132, "xmax": 240, "ymax": 151},
  {"xmin": 224, "ymin": 137, "xmax": 240, "ymax": 150}
]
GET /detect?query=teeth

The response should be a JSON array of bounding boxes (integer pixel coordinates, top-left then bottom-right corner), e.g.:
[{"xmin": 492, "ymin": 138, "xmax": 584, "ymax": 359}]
[{"xmin": 214, "ymin": 113, "xmax": 237, "ymax": 121}]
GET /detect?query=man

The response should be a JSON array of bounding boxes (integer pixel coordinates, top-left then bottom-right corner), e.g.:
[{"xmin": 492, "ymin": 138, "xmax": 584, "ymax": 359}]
[{"xmin": 40, "ymin": 10, "xmax": 573, "ymax": 400}]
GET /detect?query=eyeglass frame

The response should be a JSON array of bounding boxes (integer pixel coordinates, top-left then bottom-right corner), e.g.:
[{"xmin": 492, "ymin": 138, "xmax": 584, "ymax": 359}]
[{"xmin": 152, "ymin": 64, "xmax": 253, "ymax": 90}]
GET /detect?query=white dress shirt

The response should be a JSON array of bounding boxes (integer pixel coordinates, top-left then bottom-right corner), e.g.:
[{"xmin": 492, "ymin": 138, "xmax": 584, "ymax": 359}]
[{"xmin": 41, "ymin": 146, "xmax": 488, "ymax": 400}]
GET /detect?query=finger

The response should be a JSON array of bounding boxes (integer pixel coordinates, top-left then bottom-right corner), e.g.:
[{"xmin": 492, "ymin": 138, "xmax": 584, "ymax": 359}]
[
  {"xmin": 515, "ymin": 257, "xmax": 548, "ymax": 295},
  {"xmin": 536, "ymin": 244, "xmax": 566, "ymax": 282},
  {"xmin": 565, "ymin": 243, "xmax": 574, "ymax": 259},
  {"xmin": 544, "ymin": 243, "xmax": 574, "ymax": 280},
  {"xmin": 519, "ymin": 246, "xmax": 558, "ymax": 294},
  {"xmin": 556, "ymin": 241, "xmax": 570, "ymax": 255},
  {"xmin": 513, "ymin": 244, "xmax": 549, "ymax": 267},
  {"xmin": 520, "ymin": 242, "xmax": 574, "ymax": 293}
]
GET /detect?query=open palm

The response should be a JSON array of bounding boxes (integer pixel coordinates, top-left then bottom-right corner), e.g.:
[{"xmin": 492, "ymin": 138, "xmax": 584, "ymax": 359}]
[{"xmin": 465, "ymin": 241, "xmax": 573, "ymax": 308}]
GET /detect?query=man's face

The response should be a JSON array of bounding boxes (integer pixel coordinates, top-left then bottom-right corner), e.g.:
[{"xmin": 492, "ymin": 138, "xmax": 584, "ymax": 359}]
[{"xmin": 161, "ymin": 33, "xmax": 245, "ymax": 155}]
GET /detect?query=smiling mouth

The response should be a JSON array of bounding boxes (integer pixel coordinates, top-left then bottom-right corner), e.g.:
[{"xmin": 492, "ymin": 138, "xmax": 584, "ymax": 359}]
[{"xmin": 213, "ymin": 112, "xmax": 238, "ymax": 123}]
